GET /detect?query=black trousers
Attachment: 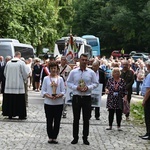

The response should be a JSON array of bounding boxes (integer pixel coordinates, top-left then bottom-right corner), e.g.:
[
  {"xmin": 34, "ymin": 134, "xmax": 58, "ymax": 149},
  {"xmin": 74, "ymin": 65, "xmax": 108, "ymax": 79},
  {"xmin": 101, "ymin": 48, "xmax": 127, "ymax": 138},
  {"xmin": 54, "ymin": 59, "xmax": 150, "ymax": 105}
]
[
  {"xmin": 91, "ymin": 107, "xmax": 100, "ymax": 118},
  {"xmin": 44, "ymin": 104, "xmax": 63, "ymax": 139},
  {"xmin": 136, "ymin": 80, "xmax": 143, "ymax": 95},
  {"xmin": 126, "ymin": 89, "xmax": 132, "ymax": 117},
  {"xmin": 108, "ymin": 109, "xmax": 122, "ymax": 127},
  {"xmin": 144, "ymin": 98, "xmax": 150, "ymax": 136},
  {"xmin": 72, "ymin": 95, "xmax": 91, "ymax": 140}
]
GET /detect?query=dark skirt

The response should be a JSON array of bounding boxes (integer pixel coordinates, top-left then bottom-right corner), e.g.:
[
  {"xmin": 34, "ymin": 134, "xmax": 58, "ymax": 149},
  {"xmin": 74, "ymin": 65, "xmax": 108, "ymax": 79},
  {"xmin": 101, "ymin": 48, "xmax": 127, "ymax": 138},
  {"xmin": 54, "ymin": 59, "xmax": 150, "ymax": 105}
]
[
  {"xmin": 2, "ymin": 93, "xmax": 27, "ymax": 118},
  {"xmin": 34, "ymin": 74, "xmax": 40, "ymax": 82}
]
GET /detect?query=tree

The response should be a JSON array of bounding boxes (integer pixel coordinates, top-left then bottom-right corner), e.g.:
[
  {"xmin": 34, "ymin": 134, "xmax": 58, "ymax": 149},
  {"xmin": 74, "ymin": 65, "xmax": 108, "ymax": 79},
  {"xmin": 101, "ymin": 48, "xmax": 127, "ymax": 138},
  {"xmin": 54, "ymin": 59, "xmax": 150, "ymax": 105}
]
[
  {"xmin": 0, "ymin": 0, "xmax": 74, "ymax": 56},
  {"xmin": 72, "ymin": 0, "xmax": 150, "ymax": 52}
]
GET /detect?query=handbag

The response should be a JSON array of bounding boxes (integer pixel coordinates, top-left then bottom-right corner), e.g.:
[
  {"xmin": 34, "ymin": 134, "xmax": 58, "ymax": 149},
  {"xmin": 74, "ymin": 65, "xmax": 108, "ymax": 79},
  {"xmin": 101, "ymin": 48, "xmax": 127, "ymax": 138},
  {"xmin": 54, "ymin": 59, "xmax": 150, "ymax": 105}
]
[
  {"xmin": 137, "ymin": 69, "xmax": 145, "ymax": 81},
  {"xmin": 123, "ymin": 100, "xmax": 130, "ymax": 115}
]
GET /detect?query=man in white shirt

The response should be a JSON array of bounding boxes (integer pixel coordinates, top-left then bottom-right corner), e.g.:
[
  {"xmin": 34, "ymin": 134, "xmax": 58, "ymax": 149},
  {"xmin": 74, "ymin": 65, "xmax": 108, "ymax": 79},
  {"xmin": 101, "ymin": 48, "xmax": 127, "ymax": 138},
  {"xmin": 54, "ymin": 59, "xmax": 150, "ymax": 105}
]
[{"xmin": 67, "ymin": 53, "xmax": 98, "ymax": 145}]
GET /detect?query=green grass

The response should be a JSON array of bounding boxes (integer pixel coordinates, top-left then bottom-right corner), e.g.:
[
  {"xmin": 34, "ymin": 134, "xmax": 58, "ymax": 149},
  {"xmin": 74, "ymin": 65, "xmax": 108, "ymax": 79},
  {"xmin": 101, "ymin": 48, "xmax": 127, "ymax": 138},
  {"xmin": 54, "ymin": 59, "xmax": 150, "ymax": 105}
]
[{"xmin": 130, "ymin": 101, "xmax": 144, "ymax": 124}]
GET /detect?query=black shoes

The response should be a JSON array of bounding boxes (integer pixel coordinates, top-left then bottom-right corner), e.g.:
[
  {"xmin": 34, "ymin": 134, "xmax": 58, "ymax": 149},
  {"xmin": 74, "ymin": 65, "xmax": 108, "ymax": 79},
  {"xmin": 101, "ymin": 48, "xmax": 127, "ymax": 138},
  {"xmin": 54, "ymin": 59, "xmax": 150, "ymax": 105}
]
[
  {"xmin": 48, "ymin": 140, "xmax": 53, "ymax": 144},
  {"xmin": 71, "ymin": 139, "xmax": 78, "ymax": 144},
  {"xmin": 8, "ymin": 116, "xmax": 27, "ymax": 120},
  {"xmin": 139, "ymin": 134, "xmax": 148, "ymax": 138},
  {"xmin": 96, "ymin": 117, "xmax": 100, "ymax": 120},
  {"xmin": 71, "ymin": 138, "xmax": 90, "ymax": 145},
  {"xmin": 118, "ymin": 128, "xmax": 123, "ymax": 131},
  {"xmin": 19, "ymin": 117, "xmax": 27, "ymax": 120},
  {"xmin": 142, "ymin": 136, "xmax": 150, "ymax": 140},
  {"xmin": 82, "ymin": 137, "xmax": 90, "ymax": 145},
  {"xmin": 52, "ymin": 140, "xmax": 58, "ymax": 144},
  {"xmin": 83, "ymin": 139, "xmax": 90, "ymax": 145},
  {"xmin": 139, "ymin": 134, "xmax": 150, "ymax": 140},
  {"xmin": 48, "ymin": 140, "xmax": 58, "ymax": 144}
]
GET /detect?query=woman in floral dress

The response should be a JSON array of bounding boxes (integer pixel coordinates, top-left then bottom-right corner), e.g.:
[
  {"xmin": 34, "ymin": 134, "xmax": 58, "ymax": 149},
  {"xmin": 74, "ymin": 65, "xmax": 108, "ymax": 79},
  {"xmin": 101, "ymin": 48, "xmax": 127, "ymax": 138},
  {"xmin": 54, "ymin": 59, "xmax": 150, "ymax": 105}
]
[{"xmin": 105, "ymin": 67, "xmax": 127, "ymax": 131}]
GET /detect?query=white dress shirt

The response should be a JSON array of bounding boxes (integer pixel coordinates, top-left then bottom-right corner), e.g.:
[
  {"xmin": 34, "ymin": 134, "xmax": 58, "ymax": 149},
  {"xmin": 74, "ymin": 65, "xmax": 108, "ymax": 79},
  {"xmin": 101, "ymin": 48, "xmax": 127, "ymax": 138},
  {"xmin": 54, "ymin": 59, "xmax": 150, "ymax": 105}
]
[
  {"xmin": 41, "ymin": 76, "xmax": 65, "ymax": 105},
  {"xmin": 67, "ymin": 67, "xmax": 99, "ymax": 96}
]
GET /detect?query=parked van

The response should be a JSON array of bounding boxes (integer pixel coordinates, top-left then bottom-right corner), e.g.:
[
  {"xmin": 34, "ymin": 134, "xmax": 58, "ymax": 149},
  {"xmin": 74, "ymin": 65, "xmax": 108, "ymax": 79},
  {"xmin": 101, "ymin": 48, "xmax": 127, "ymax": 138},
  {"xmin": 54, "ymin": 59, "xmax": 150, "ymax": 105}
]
[
  {"xmin": 0, "ymin": 38, "xmax": 35, "ymax": 60},
  {"xmin": 0, "ymin": 38, "xmax": 19, "ymax": 43}
]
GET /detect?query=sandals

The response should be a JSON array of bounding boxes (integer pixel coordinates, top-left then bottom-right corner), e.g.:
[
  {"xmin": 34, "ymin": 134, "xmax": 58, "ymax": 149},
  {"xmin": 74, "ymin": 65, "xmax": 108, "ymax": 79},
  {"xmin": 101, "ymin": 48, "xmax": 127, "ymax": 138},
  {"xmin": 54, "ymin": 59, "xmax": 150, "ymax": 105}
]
[{"xmin": 117, "ymin": 127, "xmax": 123, "ymax": 131}]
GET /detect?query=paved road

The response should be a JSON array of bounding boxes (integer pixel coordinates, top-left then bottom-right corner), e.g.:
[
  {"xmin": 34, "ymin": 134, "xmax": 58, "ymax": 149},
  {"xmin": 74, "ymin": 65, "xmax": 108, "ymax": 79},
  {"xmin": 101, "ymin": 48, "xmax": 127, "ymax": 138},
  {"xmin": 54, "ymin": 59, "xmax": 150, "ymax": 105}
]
[{"xmin": 0, "ymin": 89, "xmax": 149, "ymax": 150}]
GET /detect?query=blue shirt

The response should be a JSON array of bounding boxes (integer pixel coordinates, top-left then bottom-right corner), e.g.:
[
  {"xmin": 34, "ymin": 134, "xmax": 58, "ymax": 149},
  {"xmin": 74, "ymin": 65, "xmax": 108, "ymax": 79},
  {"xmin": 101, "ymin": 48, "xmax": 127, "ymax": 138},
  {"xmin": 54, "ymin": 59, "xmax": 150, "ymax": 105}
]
[
  {"xmin": 105, "ymin": 69, "xmax": 112, "ymax": 78},
  {"xmin": 141, "ymin": 73, "xmax": 150, "ymax": 96}
]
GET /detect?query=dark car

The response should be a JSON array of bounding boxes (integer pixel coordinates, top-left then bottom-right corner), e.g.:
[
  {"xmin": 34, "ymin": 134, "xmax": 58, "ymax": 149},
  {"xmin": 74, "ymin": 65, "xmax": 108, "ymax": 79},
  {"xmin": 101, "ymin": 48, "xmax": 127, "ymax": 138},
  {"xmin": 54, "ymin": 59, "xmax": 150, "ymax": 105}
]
[
  {"xmin": 111, "ymin": 50, "xmax": 130, "ymax": 58},
  {"xmin": 131, "ymin": 53, "xmax": 149, "ymax": 61}
]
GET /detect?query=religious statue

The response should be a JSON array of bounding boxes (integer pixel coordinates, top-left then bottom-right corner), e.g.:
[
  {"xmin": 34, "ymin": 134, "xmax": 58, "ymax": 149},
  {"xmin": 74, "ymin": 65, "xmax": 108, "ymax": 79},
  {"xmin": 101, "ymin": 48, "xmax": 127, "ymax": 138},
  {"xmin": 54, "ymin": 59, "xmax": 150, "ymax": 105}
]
[
  {"xmin": 79, "ymin": 79, "xmax": 86, "ymax": 89},
  {"xmin": 51, "ymin": 81, "xmax": 57, "ymax": 96}
]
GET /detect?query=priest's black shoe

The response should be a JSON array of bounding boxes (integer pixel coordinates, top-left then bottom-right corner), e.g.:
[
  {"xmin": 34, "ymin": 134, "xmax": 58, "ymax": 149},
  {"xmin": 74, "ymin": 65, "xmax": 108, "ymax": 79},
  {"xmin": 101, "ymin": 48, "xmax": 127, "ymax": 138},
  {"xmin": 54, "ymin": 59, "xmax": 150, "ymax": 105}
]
[
  {"xmin": 139, "ymin": 133, "xmax": 148, "ymax": 138},
  {"xmin": 8, "ymin": 116, "xmax": 12, "ymax": 119},
  {"xmin": 141, "ymin": 136, "xmax": 150, "ymax": 140},
  {"xmin": 19, "ymin": 117, "xmax": 27, "ymax": 120},
  {"xmin": 71, "ymin": 139, "xmax": 78, "ymax": 144}
]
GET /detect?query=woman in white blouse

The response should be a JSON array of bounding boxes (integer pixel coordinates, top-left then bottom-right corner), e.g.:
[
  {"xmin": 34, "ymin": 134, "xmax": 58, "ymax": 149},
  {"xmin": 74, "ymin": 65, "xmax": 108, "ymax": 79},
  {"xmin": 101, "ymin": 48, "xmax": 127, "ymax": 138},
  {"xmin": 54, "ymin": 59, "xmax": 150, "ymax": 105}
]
[{"xmin": 41, "ymin": 62, "xmax": 65, "ymax": 144}]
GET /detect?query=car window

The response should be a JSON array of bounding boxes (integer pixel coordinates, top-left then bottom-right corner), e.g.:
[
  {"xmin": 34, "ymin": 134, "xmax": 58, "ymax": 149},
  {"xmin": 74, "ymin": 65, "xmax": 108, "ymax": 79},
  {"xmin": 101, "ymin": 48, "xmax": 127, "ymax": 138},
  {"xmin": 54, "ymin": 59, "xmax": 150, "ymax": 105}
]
[
  {"xmin": 143, "ymin": 53, "xmax": 149, "ymax": 56},
  {"xmin": 134, "ymin": 54, "xmax": 141, "ymax": 56}
]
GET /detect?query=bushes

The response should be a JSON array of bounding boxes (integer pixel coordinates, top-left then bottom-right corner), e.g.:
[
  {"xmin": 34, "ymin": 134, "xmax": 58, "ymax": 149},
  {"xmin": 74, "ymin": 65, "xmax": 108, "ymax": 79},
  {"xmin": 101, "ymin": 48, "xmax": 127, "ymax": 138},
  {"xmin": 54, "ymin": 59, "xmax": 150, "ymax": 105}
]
[{"xmin": 130, "ymin": 101, "xmax": 144, "ymax": 124}]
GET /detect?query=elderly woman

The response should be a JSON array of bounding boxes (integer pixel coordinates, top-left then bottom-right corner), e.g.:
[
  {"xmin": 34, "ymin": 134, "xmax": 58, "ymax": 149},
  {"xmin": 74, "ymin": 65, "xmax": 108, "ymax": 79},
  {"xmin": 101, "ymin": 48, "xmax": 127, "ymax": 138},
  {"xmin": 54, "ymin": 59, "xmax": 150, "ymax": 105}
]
[{"xmin": 105, "ymin": 67, "xmax": 127, "ymax": 131}]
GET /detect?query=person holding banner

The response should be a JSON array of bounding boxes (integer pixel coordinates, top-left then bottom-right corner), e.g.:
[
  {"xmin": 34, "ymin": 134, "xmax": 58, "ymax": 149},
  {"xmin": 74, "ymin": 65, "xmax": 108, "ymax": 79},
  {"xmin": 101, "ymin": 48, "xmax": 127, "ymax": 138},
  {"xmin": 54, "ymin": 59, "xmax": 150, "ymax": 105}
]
[
  {"xmin": 59, "ymin": 56, "xmax": 72, "ymax": 118},
  {"xmin": 91, "ymin": 60, "xmax": 106, "ymax": 120},
  {"xmin": 67, "ymin": 53, "xmax": 99, "ymax": 145},
  {"xmin": 40, "ymin": 59, "xmax": 50, "ymax": 87},
  {"xmin": 105, "ymin": 67, "xmax": 127, "ymax": 131}
]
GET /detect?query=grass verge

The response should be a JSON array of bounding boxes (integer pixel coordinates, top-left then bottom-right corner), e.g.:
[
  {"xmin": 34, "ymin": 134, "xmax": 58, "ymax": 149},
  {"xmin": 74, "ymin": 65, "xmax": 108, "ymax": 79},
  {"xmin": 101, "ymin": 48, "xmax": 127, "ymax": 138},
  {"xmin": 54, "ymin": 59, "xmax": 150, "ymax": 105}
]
[{"xmin": 130, "ymin": 101, "xmax": 144, "ymax": 125}]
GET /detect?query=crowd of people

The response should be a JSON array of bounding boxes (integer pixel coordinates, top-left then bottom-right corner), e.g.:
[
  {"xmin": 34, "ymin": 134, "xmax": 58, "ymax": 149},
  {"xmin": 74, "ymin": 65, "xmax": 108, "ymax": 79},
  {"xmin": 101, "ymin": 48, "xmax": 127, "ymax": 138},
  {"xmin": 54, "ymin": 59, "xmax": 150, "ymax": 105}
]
[{"xmin": 0, "ymin": 52, "xmax": 150, "ymax": 144}]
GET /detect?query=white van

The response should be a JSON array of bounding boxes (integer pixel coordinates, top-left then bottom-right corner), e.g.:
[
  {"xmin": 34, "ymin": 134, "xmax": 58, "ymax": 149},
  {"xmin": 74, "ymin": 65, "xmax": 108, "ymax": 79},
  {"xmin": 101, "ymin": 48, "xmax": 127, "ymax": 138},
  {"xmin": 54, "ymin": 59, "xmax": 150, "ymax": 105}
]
[{"xmin": 0, "ymin": 38, "xmax": 35, "ymax": 59}]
